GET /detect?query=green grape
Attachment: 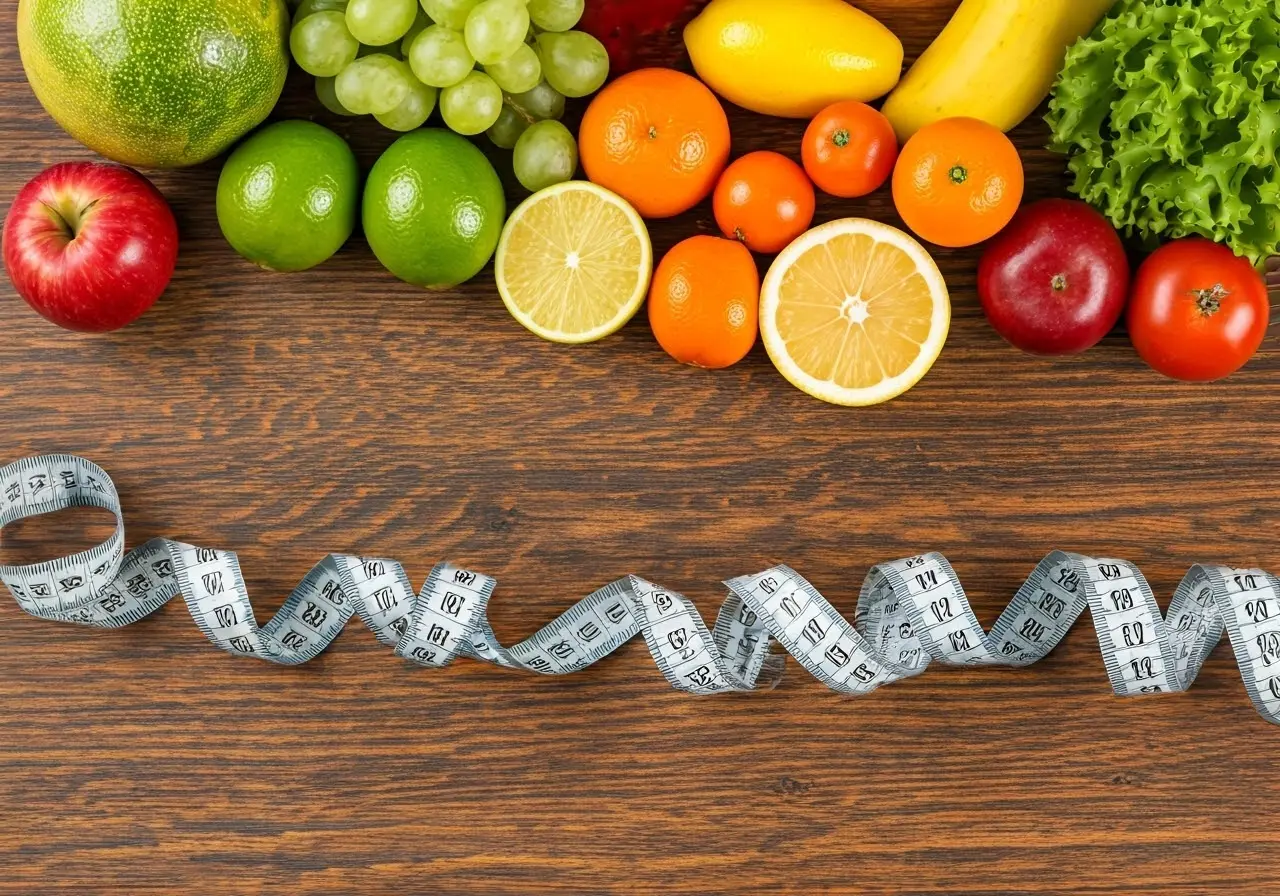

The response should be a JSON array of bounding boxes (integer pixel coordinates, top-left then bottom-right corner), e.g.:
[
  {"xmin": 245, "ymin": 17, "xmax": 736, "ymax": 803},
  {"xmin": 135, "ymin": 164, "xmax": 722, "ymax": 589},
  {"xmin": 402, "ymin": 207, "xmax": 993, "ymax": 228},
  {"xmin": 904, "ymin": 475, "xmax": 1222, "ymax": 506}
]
[
  {"xmin": 294, "ymin": 0, "xmax": 348, "ymax": 24},
  {"xmin": 484, "ymin": 43, "xmax": 541, "ymax": 93},
  {"xmin": 408, "ymin": 25, "xmax": 474, "ymax": 88},
  {"xmin": 439, "ymin": 70, "xmax": 503, "ymax": 135},
  {"xmin": 421, "ymin": 0, "xmax": 480, "ymax": 30},
  {"xmin": 346, "ymin": 0, "xmax": 418, "ymax": 46},
  {"xmin": 290, "ymin": 11, "xmax": 360, "ymax": 77},
  {"xmin": 335, "ymin": 54, "xmax": 413, "ymax": 115},
  {"xmin": 527, "ymin": 0, "xmax": 582, "ymax": 32},
  {"xmin": 376, "ymin": 77, "xmax": 439, "ymax": 130},
  {"xmin": 316, "ymin": 76, "xmax": 361, "ymax": 115},
  {"xmin": 513, "ymin": 119, "xmax": 578, "ymax": 191},
  {"xmin": 399, "ymin": 7, "xmax": 432, "ymax": 57},
  {"xmin": 487, "ymin": 103, "xmax": 531, "ymax": 149},
  {"xmin": 507, "ymin": 79, "xmax": 564, "ymax": 122},
  {"xmin": 536, "ymin": 31, "xmax": 608, "ymax": 98},
  {"xmin": 464, "ymin": 0, "xmax": 529, "ymax": 66}
]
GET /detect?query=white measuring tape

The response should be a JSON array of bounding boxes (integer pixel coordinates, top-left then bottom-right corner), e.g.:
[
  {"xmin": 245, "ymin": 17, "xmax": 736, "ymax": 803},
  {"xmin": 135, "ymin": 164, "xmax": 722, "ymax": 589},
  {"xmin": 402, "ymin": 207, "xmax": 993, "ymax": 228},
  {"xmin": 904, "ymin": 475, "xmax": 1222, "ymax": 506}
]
[{"xmin": 3, "ymin": 453, "xmax": 1280, "ymax": 723}]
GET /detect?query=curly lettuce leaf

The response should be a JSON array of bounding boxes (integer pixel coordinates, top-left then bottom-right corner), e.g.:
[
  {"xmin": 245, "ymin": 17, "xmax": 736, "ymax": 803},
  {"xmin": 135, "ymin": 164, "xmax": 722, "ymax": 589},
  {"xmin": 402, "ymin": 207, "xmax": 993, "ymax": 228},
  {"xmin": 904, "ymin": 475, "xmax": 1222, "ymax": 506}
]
[{"xmin": 1047, "ymin": 0, "xmax": 1280, "ymax": 263}]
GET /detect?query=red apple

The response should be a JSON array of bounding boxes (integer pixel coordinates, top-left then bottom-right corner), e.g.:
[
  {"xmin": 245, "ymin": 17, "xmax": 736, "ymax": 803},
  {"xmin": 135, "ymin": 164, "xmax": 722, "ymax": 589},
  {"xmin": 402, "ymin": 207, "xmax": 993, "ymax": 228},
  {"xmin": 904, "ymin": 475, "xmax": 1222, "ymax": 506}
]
[
  {"xmin": 3, "ymin": 161, "xmax": 178, "ymax": 332},
  {"xmin": 978, "ymin": 199, "xmax": 1130, "ymax": 355}
]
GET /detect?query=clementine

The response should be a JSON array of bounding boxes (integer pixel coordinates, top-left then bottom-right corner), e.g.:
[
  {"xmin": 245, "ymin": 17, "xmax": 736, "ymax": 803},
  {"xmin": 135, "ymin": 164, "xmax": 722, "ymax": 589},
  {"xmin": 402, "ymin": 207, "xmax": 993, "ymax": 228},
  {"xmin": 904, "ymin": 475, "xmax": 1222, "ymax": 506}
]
[
  {"xmin": 713, "ymin": 151, "xmax": 816, "ymax": 255},
  {"xmin": 579, "ymin": 68, "xmax": 731, "ymax": 219},
  {"xmin": 649, "ymin": 235, "xmax": 759, "ymax": 369},
  {"xmin": 891, "ymin": 116, "xmax": 1024, "ymax": 248}
]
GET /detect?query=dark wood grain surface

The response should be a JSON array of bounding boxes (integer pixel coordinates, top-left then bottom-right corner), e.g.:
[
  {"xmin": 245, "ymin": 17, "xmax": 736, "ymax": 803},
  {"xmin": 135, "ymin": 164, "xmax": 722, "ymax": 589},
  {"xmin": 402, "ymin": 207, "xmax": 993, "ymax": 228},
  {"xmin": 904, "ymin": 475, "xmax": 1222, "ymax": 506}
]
[{"xmin": 2, "ymin": 1, "xmax": 1279, "ymax": 893}]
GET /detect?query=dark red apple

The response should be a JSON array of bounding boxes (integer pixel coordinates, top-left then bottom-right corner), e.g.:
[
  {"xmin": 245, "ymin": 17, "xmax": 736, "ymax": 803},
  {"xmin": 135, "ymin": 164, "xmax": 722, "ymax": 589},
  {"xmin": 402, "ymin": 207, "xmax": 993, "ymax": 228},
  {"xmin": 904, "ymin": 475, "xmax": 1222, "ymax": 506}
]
[
  {"xmin": 3, "ymin": 161, "xmax": 178, "ymax": 332},
  {"xmin": 978, "ymin": 199, "xmax": 1130, "ymax": 355}
]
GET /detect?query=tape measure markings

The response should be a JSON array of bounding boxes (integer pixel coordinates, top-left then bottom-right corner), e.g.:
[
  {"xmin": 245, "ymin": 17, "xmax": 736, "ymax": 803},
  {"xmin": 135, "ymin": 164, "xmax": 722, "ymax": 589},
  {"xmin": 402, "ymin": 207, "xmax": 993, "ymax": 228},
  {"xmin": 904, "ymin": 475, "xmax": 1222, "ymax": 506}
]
[{"xmin": 4, "ymin": 454, "xmax": 1280, "ymax": 724}]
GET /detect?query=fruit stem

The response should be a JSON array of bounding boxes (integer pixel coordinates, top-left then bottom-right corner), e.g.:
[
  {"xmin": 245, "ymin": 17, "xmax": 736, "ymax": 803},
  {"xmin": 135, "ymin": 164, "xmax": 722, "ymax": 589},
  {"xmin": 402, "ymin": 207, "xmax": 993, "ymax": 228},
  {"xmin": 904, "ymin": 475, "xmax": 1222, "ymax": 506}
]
[
  {"xmin": 1194, "ymin": 283, "xmax": 1228, "ymax": 316},
  {"xmin": 1051, "ymin": 273, "xmax": 1068, "ymax": 292},
  {"xmin": 42, "ymin": 197, "xmax": 98, "ymax": 241},
  {"xmin": 832, "ymin": 129, "xmax": 850, "ymax": 149},
  {"xmin": 502, "ymin": 95, "xmax": 537, "ymax": 126},
  {"xmin": 948, "ymin": 165, "xmax": 968, "ymax": 185},
  {"xmin": 648, "ymin": 125, "xmax": 658, "ymax": 140}
]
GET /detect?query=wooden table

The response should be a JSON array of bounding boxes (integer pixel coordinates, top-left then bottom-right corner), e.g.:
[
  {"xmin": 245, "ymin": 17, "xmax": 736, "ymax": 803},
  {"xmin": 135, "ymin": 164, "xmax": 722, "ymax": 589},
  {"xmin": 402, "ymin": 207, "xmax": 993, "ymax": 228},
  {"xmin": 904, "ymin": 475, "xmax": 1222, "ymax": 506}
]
[{"xmin": 2, "ymin": 2, "xmax": 1277, "ymax": 893}]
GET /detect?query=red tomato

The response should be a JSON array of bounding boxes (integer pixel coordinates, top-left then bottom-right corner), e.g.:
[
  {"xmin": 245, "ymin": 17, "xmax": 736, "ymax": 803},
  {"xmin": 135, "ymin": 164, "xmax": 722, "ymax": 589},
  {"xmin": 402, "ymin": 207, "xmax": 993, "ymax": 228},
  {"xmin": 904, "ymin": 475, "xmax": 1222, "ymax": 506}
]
[
  {"xmin": 1127, "ymin": 238, "xmax": 1270, "ymax": 382},
  {"xmin": 801, "ymin": 101, "xmax": 898, "ymax": 199}
]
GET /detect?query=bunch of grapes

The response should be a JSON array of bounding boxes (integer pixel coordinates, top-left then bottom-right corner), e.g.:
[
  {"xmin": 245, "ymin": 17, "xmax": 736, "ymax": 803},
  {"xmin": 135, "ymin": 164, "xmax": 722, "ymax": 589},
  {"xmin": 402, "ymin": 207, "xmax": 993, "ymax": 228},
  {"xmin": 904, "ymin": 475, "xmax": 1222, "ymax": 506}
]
[{"xmin": 288, "ymin": 0, "xmax": 608, "ymax": 190}]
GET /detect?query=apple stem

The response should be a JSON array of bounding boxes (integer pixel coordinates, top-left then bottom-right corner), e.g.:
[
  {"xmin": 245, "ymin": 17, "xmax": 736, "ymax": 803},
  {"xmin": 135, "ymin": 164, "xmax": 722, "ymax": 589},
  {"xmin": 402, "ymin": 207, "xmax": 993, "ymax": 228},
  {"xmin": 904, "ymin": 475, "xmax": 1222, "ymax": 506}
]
[
  {"xmin": 1195, "ymin": 283, "xmax": 1228, "ymax": 316},
  {"xmin": 41, "ymin": 197, "xmax": 98, "ymax": 241},
  {"xmin": 1051, "ymin": 273, "xmax": 1068, "ymax": 292}
]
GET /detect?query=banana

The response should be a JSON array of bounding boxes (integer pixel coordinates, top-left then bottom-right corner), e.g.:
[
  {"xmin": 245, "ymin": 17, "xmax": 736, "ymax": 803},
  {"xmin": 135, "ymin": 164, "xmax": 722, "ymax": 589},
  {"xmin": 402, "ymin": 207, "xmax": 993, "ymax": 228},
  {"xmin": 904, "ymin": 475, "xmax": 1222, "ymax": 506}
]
[{"xmin": 881, "ymin": 0, "xmax": 1114, "ymax": 142}]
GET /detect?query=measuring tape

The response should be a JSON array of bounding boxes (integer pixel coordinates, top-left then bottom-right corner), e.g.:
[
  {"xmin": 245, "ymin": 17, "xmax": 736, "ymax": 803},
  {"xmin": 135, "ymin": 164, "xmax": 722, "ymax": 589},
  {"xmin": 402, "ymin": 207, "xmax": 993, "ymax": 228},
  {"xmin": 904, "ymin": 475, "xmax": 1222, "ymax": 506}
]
[{"xmin": 3, "ymin": 453, "xmax": 1280, "ymax": 723}]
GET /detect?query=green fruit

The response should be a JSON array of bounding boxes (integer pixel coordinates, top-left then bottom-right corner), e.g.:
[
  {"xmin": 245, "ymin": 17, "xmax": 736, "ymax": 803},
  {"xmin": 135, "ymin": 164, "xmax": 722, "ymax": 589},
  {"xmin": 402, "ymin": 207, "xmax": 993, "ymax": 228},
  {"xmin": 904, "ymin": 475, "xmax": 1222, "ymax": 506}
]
[
  {"xmin": 17, "ymin": 0, "xmax": 289, "ymax": 168},
  {"xmin": 217, "ymin": 120, "xmax": 360, "ymax": 272},
  {"xmin": 363, "ymin": 129, "xmax": 506, "ymax": 288}
]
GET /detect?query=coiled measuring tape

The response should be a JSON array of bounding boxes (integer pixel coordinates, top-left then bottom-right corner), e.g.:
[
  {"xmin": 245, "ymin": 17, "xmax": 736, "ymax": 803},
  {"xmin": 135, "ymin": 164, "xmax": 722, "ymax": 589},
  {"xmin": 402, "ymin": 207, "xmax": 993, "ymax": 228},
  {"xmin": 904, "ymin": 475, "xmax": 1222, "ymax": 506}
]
[{"xmin": 3, "ymin": 453, "xmax": 1280, "ymax": 724}]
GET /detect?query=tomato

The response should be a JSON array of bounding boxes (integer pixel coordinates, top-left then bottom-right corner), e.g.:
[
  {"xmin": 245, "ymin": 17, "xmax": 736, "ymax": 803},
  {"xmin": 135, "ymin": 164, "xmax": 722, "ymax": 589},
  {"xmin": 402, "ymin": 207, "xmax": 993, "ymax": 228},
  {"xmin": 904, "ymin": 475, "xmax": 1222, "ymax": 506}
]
[
  {"xmin": 1127, "ymin": 238, "xmax": 1270, "ymax": 382},
  {"xmin": 801, "ymin": 101, "xmax": 898, "ymax": 199}
]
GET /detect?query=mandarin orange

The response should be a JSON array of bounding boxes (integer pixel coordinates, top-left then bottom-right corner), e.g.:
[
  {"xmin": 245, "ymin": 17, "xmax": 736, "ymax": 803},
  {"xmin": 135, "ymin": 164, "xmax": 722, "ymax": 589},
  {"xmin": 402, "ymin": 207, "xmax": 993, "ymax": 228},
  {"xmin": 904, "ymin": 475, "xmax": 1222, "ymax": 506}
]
[
  {"xmin": 648, "ymin": 235, "xmax": 759, "ymax": 369},
  {"xmin": 891, "ymin": 116, "xmax": 1024, "ymax": 248},
  {"xmin": 713, "ymin": 151, "xmax": 816, "ymax": 255},
  {"xmin": 579, "ymin": 68, "xmax": 731, "ymax": 219}
]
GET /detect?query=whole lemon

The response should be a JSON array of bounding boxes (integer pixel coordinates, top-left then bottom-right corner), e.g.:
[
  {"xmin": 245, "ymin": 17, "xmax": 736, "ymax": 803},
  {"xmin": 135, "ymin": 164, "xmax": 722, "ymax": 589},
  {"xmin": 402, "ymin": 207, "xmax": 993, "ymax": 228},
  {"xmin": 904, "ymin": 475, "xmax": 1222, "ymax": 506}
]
[{"xmin": 684, "ymin": 0, "xmax": 903, "ymax": 119}]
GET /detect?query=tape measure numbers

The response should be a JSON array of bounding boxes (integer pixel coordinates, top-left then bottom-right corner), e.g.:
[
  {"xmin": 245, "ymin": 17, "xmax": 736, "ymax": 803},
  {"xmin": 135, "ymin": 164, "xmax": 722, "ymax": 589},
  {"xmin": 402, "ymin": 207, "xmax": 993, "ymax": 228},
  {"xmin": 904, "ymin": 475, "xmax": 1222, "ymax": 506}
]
[{"xmin": 2, "ymin": 454, "xmax": 1279, "ymax": 723}]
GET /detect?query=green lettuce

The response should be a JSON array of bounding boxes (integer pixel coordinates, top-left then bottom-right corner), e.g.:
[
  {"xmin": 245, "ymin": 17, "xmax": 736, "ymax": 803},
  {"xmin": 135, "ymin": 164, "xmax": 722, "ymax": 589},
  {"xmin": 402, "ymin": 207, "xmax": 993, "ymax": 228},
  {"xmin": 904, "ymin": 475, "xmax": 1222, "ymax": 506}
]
[{"xmin": 1047, "ymin": 0, "xmax": 1280, "ymax": 263}]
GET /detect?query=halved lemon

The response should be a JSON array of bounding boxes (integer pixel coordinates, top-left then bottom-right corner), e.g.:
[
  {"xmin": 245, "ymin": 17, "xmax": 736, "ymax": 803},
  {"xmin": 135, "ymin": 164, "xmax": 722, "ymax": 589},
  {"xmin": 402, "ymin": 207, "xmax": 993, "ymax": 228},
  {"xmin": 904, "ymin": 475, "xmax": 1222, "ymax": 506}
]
[
  {"xmin": 760, "ymin": 218, "xmax": 950, "ymax": 407},
  {"xmin": 495, "ymin": 181, "xmax": 653, "ymax": 344}
]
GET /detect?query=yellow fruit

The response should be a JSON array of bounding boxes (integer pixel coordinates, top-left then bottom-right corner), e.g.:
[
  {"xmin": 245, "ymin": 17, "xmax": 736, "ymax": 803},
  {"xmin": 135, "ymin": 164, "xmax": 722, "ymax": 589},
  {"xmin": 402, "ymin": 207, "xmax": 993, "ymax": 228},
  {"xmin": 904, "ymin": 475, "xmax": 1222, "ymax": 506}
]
[
  {"xmin": 880, "ymin": 0, "xmax": 1114, "ymax": 142},
  {"xmin": 496, "ymin": 182, "xmax": 653, "ymax": 345},
  {"xmin": 760, "ymin": 219, "xmax": 949, "ymax": 407},
  {"xmin": 684, "ymin": 0, "xmax": 903, "ymax": 119}
]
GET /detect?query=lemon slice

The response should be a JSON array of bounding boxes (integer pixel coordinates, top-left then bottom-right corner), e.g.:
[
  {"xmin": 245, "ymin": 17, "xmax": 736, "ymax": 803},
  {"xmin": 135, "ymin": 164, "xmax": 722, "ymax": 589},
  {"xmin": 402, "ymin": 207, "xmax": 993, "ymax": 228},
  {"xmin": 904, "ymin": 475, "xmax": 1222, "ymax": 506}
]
[
  {"xmin": 495, "ymin": 181, "xmax": 653, "ymax": 344},
  {"xmin": 760, "ymin": 218, "xmax": 950, "ymax": 406}
]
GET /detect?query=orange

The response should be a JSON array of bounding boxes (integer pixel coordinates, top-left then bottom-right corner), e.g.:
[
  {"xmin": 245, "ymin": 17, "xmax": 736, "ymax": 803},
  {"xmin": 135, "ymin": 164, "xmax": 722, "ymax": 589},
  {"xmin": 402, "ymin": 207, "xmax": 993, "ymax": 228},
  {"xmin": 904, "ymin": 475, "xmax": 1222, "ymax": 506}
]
[
  {"xmin": 579, "ymin": 68, "xmax": 731, "ymax": 220},
  {"xmin": 891, "ymin": 116, "xmax": 1024, "ymax": 248},
  {"xmin": 649, "ymin": 235, "xmax": 760, "ymax": 369},
  {"xmin": 761, "ymin": 218, "xmax": 949, "ymax": 406},
  {"xmin": 713, "ymin": 151, "xmax": 816, "ymax": 255}
]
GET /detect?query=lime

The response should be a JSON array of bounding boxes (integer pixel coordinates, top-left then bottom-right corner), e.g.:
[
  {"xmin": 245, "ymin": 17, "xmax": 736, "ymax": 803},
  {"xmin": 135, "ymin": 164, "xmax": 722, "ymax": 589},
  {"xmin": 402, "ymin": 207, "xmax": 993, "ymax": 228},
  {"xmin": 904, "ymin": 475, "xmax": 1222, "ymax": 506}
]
[
  {"xmin": 363, "ymin": 129, "xmax": 506, "ymax": 288},
  {"xmin": 496, "ymin": 182, "xmax": 652, "ymax": 344},
  {"xmin": 18, "ymin": 0, "xmax": 289, "ymax": 169},
  {"xmin": 216, "ymin": 120, "xmax": 360, "ymax": 273}
]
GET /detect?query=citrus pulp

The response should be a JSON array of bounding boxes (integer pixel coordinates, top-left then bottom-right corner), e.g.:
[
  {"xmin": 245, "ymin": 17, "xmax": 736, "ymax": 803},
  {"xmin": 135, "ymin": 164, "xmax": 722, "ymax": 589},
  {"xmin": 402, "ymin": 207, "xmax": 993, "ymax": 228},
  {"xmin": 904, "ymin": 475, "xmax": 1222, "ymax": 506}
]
[
  {"xmin": 496, "ymin": 181, "xmax": 652, "ymax": 344},
  {"xmin": 760, "ymin": 219, "xmax": 950, "ymax": 406}
]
